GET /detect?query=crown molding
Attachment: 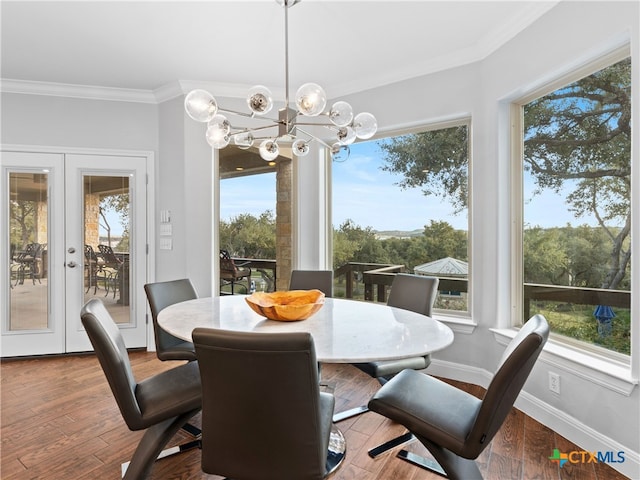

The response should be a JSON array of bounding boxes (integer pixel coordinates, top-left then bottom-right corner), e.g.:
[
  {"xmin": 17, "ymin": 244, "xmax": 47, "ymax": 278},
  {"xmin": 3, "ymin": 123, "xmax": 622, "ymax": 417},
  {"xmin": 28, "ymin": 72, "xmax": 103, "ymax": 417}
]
[{"xmin": 0, "ymin": 78, "xmax": 156, "ymax": 103}]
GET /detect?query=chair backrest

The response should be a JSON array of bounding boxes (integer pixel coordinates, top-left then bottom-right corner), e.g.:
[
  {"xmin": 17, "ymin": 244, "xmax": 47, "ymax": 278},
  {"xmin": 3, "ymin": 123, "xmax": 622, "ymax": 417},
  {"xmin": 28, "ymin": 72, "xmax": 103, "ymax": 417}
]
[
  {"xmin": 289, "ymin": 270, "xmax": 333, "ymax": 297},
  {"xmin": 387, "ymin": 273, "xmax": 439, "ymax": 317},
  {"xmin": 193, "ymin": 328, "xmax": 331, "ymax": 480},
  {"xmin": 80, "ymin": 299, "xmax": 143, "ymax": 430},
  {"xmin": 144, "ymin": 279, "xmax": 198, "ymax": 357},
  {"xmin": 464, "ymin": 314, "xmax": 549, "ymax": 457},
  {"xmin": 219, "ymin": 249, "xmax": 238, "ymax": 275},
  {"xmin": 17, "ymin": 242, "xmax": 42, "ymax": 261},
  {"xmin": 97, "ymin": 244, "xmax": 122, "ymax": 267},
  {"xmin": 25, "ymin": 242, "xmax": 42, "ymax": 256},
  {"xmin": 84, "ymin": 244, "xmax": 99, "ymax": 262}
]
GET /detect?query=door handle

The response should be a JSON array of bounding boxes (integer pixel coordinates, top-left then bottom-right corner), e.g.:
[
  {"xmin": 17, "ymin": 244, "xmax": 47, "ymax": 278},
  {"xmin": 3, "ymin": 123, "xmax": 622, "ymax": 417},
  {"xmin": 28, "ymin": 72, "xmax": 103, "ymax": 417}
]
[{"xmin": 67, "ymin": 261, "xmax": 77, "ymax": 268}]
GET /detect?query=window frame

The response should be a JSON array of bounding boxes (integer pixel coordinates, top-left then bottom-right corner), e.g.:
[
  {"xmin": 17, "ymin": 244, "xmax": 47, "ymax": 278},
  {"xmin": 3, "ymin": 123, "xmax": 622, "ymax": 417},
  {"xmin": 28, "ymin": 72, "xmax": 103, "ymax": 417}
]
[
  {"xmin": 509, "ymin": 44, "xmax": 637, "ymax": 386},
  {"xmin": 329, "ymin": 116, "xmax": 474, "ymax": 323}
]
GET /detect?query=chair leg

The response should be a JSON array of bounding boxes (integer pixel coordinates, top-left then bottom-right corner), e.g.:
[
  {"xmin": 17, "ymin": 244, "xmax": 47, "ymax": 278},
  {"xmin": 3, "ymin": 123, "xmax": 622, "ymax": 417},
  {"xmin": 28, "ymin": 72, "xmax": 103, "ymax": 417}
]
[
  {"xmin": 181, "ymin": 422, "xmax": 201, "ymax": 437},
  {"xmin": 398, "ymin": 436, "xmax": 483, "ymax": 480},
  {"xmin": 122, "ymin": 408, "xmax": 201, "ymax": 480},
  {"xmin": 333, "ymin": 374, "xmax": 390, "ymax": 423},
  {"xmin": 368, "ymin": 431, "xmax": 414, "ymax": 458},
  {"xmin": 333, "ymin": 405, "xmax": 369, "ymax": 423}
]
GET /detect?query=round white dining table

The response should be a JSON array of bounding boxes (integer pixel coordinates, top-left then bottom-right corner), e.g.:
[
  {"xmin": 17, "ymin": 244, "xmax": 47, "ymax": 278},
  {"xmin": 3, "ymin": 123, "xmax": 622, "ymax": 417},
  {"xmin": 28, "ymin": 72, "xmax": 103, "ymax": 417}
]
[{"xmin": 158, "ymin": 295, "xmax": 454, "ymax": 363}]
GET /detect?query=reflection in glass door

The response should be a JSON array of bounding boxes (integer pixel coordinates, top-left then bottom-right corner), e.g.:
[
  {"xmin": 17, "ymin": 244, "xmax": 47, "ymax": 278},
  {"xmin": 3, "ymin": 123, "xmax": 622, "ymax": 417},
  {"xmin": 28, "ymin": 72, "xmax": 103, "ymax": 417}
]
[
  {"xmin": 64, "ymin": 153, "xmax": 147, "ymax": 353},
  {"xmin": 82, "ymin": 175, "xmax": 131, "ymax": 325},
  {"xmin": 2, "ymin": 151, "xmax": 65, "ymax": 356},
  {"xmin": 9, "ymin": 172, "xmax": 49, "ymax": 331}
]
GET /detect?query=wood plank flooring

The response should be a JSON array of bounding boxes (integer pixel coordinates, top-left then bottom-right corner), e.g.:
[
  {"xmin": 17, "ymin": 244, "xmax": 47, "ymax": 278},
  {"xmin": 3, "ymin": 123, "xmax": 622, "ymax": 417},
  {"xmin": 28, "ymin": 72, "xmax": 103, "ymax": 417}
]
[{"xmin": 1, "ymin": 351, "xmax": 630, "ymax": 480}]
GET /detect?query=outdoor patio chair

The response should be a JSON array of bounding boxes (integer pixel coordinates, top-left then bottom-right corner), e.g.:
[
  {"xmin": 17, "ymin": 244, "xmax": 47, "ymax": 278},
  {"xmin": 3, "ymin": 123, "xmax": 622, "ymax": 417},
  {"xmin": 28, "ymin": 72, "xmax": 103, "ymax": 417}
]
[{"xmin": 219, "ymin": 249, "xmax": 252, "ymax": 294}]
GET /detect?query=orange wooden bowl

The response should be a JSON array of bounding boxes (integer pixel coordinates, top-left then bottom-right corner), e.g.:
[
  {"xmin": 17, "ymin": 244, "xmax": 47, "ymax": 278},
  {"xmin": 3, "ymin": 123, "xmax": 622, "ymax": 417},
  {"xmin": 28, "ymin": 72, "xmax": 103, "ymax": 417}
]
[{"xmin": 245, "ymin": 289, "xmax": 325, "ymax": 321}]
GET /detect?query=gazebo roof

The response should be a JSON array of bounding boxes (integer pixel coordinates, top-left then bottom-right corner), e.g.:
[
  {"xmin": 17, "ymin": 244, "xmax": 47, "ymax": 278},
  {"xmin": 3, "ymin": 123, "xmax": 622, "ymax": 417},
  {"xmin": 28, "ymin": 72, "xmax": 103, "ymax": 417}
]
[{"xmin": 414, "ymin": 257, "xmax": 468, "ymax": 277}]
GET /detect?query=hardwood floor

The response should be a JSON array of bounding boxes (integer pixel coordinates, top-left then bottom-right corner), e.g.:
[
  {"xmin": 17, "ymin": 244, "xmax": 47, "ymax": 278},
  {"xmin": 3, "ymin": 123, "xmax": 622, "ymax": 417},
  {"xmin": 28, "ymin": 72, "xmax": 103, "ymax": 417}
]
[{"xmin": 1, "ymin": 351, "xmax": 630, "ymax": 480}]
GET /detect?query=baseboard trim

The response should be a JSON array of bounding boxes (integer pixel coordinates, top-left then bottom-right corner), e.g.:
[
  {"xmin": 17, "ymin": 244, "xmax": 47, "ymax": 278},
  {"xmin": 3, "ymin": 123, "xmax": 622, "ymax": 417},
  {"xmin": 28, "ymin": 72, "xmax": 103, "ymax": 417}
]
[{"xmin": 428, "ymin": 359, "xmax": 639, "ymax": 479}]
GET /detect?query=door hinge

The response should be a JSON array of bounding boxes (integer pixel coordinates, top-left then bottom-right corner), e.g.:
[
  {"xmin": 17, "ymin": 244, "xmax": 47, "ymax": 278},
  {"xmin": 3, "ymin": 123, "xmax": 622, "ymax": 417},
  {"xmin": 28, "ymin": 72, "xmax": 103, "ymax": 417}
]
[
  {"xmin": 146, "ymin": 243, "xmax": 149, "ymax": 254},
  {"xmin": 146, "ymin": 313, "xmax": 149, "ymax": 325}
]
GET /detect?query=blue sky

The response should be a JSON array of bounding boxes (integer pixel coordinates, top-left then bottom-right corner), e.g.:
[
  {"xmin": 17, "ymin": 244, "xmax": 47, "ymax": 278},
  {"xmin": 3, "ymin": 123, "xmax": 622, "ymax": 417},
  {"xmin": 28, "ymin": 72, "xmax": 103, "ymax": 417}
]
[
  {"xmin": 219, "ymin": 140, "xmax": 600, "ymax": 232},
  {"xmin": 101, "ymin": 160, "xmax": 598, "ymax": 237},
  {"xmin": 101, "ymin": 141, "xmax": 604, "ymax": 237},
  {"xmin": 220, "ymin": 140, "xmax": 467, "ymax": 232}
]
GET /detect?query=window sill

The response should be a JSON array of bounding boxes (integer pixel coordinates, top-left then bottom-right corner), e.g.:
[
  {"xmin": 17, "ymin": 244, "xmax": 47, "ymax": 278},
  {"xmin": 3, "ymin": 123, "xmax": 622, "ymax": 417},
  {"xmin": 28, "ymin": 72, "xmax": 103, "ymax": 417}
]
[
  {"xmin": 491, "ymin": 328, "xmax": 638, "ymax": 396},
  {"xmin": 434, "ymin": 313, "xmax": 477, "ymax": 334}
]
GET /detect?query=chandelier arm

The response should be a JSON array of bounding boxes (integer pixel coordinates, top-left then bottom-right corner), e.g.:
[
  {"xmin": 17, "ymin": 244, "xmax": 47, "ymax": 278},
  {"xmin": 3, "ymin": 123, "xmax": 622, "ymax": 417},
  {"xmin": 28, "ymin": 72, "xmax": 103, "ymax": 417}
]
[
  {"xmin": 295, "ymin": 126, "xmax": 333, "ymax": 149},
  {"xmin": 228, "ymin": 124, "xmax": 280, "ymax": 136},
  {"xmin": 293, "ymin": 121, "xmax": 339, "ymax": 128},
  {"xmin": 217, "ymin": 107, "xmax": 276, "ymax": 122}
]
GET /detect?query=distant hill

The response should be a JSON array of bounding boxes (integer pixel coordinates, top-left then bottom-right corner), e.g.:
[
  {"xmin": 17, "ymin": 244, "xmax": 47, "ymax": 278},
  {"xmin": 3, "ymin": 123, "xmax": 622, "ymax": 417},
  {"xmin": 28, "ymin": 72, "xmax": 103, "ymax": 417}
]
[{"xmin": 374, "ymin": 229, "xmax": 423, "ymax": 239}]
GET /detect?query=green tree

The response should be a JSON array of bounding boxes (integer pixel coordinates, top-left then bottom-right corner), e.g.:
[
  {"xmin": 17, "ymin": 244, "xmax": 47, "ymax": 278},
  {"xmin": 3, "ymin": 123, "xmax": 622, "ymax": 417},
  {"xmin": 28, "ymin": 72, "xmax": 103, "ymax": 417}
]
[
  {"xmin": 379, "ymin": 59, "xmax": 631, "ymax": 290},
  {"xmin": 379, "ymin": 125, "xmax": 468, "ymax": 213},
  {"xmin": 524, "ymin": 57, "xmax": 631, "ymax": 289},
  {"xmin": 219, "ymin": 211, "xmax": 276, "ymax": 259},
  {"xmin": 332, "ymin": 219, "xmax": 387, "ymax": 267},
  {"xmin": 523, "ymin": 227, "xmax": 568, "ymax": 284},
  {"xmin": 101, "ymin": 193, "xmax": 129, "ymax": 250},
  {"xmin": 421, "ymin": 221, "xmax": 468, "ymax": 262},
  {"xmin": 561, "ymin": 225, "xmax": 611, "ymax": 288},
  {"xmin": 10, "ymin": 200, "xmax": 36, "ymax": 247}
]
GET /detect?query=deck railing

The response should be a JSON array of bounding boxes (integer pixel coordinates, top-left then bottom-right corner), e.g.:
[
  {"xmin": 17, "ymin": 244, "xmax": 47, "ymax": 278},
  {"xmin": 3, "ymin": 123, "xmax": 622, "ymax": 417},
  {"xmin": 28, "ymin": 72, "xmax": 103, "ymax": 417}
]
[{"xmin": 232, "ymin": 259, "xmax": 630, "ymax": 317}]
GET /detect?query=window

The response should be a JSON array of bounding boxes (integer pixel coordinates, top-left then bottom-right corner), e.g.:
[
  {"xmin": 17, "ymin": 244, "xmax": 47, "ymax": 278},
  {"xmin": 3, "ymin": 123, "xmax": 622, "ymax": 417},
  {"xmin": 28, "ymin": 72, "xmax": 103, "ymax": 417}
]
[
  {"xmin": 332, "ymin": 120, "xmax": 470, "ymax": 314},
  {"xmin": 516, "ymin": 53, "xmax": 632, "ymax": 357},
  {"xmin": 218, "ymin": 147, "xmax": 278, "ymax": 294}
]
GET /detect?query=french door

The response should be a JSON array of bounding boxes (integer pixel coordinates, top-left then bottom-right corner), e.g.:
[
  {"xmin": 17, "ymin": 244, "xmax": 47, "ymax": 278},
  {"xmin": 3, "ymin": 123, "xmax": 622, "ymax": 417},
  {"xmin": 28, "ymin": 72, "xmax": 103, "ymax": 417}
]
[{"xmin": 1, "ymin": 149, "xmax": 149, "ymax": 356}]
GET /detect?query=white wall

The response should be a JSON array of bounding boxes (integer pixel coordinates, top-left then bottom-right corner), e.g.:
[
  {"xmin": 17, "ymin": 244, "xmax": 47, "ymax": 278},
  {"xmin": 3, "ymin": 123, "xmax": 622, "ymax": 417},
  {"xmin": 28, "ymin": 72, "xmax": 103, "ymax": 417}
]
[
  {"xmin": 0, "ymin": 93, "xmax": 157, "ymax": 150},
  {"xmin": 294, "ymin": 1, "xmax": 639, "ymax": 476},
  {"xmin": 155, "ymin": 96, "xmax": 214, "ymax": 296}
]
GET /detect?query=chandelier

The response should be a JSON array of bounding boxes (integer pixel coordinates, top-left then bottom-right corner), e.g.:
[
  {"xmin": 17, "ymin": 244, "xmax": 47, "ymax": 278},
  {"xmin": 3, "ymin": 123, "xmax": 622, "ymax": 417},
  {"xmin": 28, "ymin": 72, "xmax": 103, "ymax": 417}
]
[{"xmin": 183, "ymin": 0, "xmax": 377, "ymax": 163}]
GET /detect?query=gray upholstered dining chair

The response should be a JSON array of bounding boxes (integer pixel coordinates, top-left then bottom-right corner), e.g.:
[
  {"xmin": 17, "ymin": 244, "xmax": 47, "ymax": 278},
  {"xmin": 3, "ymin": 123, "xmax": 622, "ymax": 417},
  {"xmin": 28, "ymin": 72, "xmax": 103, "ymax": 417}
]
[
  {"xmin": 144, "ymin": 278, "xmax": 198, "ymax": 362},
  {"xmin": 81, "ymin": 299, "xmax": 201, "ymax": 480},
  {"xmin": 334, "ymin": 273, "xmax": 439, "ymax": 423},
  {"xmin": 193, "ymin": 328, "xmax": 341, "ymax": 480},
  {"xmin": 145, "ymin": 279, "xmax": 201, "ymax": 438},
  {"xmin": 289, "ymin": 269, "xmax": 334, "ymax": 297},
  {"xmin": 368, "ymin": 314, "xmax": 549, "ymax": 480}
]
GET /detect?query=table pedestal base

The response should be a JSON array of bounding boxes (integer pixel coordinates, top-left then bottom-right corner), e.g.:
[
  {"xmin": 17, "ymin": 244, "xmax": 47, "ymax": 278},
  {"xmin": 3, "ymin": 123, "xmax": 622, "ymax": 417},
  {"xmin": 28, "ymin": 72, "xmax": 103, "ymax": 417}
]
[{"xmin": 326, "ymin": 424, "xmax": 346, "ymax": 474}]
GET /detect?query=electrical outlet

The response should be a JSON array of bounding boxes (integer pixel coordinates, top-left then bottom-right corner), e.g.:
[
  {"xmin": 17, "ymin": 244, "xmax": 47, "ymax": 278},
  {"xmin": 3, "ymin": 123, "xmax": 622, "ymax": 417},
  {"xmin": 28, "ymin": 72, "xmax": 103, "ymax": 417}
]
[{"xmin": 548, "ymin": 372, "xmax": 560, "ymax": 394}]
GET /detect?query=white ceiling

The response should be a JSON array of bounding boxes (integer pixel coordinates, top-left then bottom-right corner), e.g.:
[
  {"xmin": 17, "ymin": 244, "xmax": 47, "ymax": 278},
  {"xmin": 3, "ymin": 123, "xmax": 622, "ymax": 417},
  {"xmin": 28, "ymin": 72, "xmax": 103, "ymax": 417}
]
[{"xmin": 1, "ymin": 1, "xmax": 558, "ymax": 101}]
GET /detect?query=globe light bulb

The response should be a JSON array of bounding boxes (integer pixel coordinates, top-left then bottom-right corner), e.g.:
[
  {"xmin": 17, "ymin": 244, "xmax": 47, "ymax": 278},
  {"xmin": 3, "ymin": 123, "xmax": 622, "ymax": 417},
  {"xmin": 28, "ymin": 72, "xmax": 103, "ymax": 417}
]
[
  {"xmin": 184, "ymin": 89, "xmax": 218, "ymax": 122},
  {"xmin": 234, "ymin": 131, "xmax": 254, "ymax": 149},
  {"xmin": 329, "ymin": 101, "xmax": 354, "ymax": 127},
  {"xmin": 259, "ymin": 139, "xmax": 280, "ymax": 161},
  {"xmin": 336, "ymin": 126, "xmax": 357, "ymax": 145},
  {"xmin": 292, "ymin": 139, "xmax": 310, "ymax": 157},
  {"xmin": 247, "ymin": 85, "xmax": 273, "ymax": 115},
  {"xmin": 353, "ymin": 112, "xmax": 378, "ymax": 139},
  {"xmin": 295, "ymin": 83, "xmax": 327, "ymax": 116},
  {"xmin": 331, "ymin": 143, "xmax": 350, "ymax": 163},
  {"xmin": 205, "ymin": 114, "xmax": 231, "ymax": 148}
]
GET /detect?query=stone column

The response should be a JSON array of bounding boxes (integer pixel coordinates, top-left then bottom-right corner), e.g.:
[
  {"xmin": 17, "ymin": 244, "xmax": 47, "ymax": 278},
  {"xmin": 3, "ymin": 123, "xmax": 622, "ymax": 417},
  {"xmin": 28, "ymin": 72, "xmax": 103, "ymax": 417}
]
[{"xmin": 276, "ymin": 158, "xmax": 293, "ymax": 290}]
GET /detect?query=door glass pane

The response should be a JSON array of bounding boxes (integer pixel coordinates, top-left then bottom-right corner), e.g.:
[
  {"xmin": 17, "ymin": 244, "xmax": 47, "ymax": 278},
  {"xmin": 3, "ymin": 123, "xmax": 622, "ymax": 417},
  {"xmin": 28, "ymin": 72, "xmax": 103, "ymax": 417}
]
[
  {"xmin": 9, "ymin": 172, "xmax": 49, "ymax": 330},
  {"xmin": 83, "ymin": 175, "xmax": 130, "ymax": 324}
]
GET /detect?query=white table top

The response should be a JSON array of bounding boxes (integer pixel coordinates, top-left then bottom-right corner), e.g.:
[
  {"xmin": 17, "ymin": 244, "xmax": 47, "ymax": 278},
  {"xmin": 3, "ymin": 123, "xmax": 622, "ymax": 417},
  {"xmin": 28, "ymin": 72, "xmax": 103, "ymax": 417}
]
[{"xmin": 158, "ymin": 295, "xmax": 454, "ymax": 363}]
